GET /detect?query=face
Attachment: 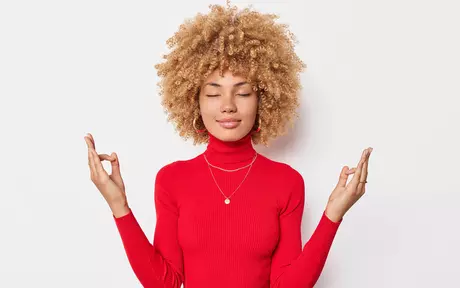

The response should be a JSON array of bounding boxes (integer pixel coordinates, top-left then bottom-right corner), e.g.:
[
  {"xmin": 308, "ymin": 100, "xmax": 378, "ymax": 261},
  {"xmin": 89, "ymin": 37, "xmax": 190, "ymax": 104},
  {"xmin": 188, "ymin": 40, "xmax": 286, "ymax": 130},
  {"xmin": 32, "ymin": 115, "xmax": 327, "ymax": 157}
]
[{"xmin": 198, "ymin": 69, "xmax": 258, "ymax": 142}]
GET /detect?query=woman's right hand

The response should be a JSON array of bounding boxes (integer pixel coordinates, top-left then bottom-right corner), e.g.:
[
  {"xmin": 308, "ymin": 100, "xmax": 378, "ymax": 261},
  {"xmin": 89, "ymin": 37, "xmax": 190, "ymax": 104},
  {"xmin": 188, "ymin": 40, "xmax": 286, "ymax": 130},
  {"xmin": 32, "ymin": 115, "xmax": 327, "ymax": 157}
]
[{"xmin": 84, "ymin": 133, "xmax": 129, "ymax": 217}]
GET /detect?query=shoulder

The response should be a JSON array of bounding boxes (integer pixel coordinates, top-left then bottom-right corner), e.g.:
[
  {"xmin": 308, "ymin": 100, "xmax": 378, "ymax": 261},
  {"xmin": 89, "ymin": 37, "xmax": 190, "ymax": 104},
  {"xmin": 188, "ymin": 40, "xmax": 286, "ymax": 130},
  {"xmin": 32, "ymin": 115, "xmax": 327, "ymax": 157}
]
[
  {"xmin": 257, "ymin": 154, "xmax": 305, "ymax": 212},
  {"xmin": 257, "ymin": 153, "xmax": 304, "ymax": 184},
  {"xmin": 155, "ymin": 154, "xmax": 202, "ymax": 183}
]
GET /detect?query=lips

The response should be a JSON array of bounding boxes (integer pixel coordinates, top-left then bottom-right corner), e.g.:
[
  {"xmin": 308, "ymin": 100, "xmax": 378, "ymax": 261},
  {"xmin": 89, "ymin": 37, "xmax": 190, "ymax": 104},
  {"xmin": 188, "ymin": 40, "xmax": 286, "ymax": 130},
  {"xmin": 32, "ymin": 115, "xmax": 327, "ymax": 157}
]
[
  {"xmin": 217, "ymin": 118, "xmax": 240, "ymax": 123},
  {"xmin": 216, "ymin": 118, "xmax": 241, "ymax": 129}
]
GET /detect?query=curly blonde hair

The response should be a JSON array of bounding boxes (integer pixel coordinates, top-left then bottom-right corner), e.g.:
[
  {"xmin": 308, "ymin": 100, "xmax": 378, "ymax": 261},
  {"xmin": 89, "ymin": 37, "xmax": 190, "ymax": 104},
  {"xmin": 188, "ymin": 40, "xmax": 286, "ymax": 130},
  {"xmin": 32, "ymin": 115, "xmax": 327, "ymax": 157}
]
[{"xmin": 154, "ymin": 2, "xmax": 306, "ymax": 146}]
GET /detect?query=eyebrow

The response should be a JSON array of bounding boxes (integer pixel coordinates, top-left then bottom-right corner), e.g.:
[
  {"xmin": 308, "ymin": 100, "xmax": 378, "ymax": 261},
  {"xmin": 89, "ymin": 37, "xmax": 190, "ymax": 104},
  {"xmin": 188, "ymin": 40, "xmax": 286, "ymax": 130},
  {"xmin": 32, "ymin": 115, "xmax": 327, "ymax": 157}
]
[{"xmin": 204, "ymin": 81, "xmax": 249, "ymax": 88}]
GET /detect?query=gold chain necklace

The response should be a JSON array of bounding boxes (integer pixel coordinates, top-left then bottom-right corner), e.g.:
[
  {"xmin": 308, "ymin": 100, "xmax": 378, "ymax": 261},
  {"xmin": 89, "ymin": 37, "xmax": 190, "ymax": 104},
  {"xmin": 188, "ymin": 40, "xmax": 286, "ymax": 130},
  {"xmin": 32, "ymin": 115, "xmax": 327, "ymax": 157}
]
[
  {"xmin": 203, "ymin": 153, "xmax": 258, "ymax": 204},
  {"xmin": 204, "ymin": 153, "xmax": 257, "ymax": 172}
]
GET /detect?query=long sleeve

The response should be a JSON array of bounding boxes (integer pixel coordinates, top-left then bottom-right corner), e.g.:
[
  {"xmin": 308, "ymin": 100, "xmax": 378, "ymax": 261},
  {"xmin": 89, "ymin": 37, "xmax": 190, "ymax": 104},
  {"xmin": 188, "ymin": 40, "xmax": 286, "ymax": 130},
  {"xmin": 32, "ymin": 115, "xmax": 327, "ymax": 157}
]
[
  {"xmin": 113, "ymin": 164, "xmax": 184, "ymax": 288},
  {"xmin": 270, "ymin": 171, "xmax": 342, "ymax": 288}
]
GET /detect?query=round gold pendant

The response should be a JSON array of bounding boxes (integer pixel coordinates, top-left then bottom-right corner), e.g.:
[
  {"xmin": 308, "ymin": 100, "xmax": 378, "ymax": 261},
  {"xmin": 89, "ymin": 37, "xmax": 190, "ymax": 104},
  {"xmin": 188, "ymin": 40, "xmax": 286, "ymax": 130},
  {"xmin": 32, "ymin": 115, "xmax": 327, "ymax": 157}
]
[{"xmin": 224, "ymin": 198, "xmax": 230, "ymax": 204}]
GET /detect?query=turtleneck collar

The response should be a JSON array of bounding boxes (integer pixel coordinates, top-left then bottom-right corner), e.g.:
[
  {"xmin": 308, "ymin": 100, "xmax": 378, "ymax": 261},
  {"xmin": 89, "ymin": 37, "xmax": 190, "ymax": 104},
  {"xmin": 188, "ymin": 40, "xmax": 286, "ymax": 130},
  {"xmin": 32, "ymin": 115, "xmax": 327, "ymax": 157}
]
[{"xmin": 203, "ymin": 132, "xmax": 257, "ymax": 165}]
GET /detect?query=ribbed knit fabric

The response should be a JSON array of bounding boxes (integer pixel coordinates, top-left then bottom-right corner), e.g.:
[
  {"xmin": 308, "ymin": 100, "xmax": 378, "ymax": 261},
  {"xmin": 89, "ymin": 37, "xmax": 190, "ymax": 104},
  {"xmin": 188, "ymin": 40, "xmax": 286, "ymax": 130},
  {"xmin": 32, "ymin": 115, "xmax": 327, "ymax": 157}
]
[{"xmin": 113, "ymin": 132, "xmax": 342, "ymax": 288}]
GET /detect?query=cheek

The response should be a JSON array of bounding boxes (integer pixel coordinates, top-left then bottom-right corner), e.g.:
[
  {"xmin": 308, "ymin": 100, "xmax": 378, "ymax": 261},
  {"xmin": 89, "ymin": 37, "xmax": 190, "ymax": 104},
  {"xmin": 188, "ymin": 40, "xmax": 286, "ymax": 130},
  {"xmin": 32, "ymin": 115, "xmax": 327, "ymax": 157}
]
[
  {"xmin": 237, "ymin": 98, "xmax": 258, "ymax": 119},
  {"xmin": 199, "ymin": 98, "xmax": 218, "ymax": 121}
]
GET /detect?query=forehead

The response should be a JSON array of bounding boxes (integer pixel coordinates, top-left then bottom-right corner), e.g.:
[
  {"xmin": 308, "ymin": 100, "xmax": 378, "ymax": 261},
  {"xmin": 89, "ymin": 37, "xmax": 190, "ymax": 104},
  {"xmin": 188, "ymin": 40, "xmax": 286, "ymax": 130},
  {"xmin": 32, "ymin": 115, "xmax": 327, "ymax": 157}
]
[{"xmin": 203, "ymin": 69, "xmax": 250, "ymax": 88}]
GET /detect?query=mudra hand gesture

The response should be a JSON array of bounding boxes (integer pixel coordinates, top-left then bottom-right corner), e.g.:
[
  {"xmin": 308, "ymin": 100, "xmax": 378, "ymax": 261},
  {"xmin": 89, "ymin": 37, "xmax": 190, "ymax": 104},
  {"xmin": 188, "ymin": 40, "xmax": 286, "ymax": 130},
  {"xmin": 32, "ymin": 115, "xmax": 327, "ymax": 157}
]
[
  {"xmin": 84, "ymin": 133, "xmax": 129, "ymax": 216},
  {"xmin": 325, "ymin": 147, "xmax": 373, "ymax": 222}
]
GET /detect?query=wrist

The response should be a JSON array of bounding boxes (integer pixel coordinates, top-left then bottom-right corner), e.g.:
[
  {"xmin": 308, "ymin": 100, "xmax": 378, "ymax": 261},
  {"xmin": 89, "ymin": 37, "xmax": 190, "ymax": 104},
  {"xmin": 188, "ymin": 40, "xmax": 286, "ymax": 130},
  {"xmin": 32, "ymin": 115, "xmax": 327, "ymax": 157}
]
[
  {"xmin": 325, "ymin": 206, "xmax": 343, "ymax": 223},
  {"xmin": 110, "ymin": 200, "xmax": 130, "ymax": 218}
]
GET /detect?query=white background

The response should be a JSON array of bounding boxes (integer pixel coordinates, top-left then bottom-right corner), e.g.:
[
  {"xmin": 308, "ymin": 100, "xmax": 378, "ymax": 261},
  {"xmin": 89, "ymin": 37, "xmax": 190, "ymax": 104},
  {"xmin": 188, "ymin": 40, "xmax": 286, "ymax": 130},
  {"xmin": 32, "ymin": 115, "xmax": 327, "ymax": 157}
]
[{"xmin": 1, "ymin": 0, "xmax": 459, "ymax": 287}]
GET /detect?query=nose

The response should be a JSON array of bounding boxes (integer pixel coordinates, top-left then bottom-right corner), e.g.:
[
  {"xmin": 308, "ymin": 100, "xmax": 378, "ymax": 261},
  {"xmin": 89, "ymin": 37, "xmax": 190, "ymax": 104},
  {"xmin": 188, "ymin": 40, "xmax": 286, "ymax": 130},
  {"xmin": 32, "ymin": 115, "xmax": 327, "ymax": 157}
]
[{"xmin": 220, "ymin": 95, "xmax": 237, "ymax": 113}]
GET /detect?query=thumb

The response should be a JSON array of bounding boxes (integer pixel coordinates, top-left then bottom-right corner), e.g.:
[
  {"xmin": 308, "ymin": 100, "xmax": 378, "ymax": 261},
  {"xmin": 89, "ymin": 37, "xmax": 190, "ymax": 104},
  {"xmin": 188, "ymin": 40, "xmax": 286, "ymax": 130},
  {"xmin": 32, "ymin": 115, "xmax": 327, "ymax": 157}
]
[
  {"xmin": 336, "ymin": 166, "xmax": 350, "ymax": 188},
  {"xmin": 109, "ymin": 152, "xmax": 125, "ymax": 189},
  {"xmin": 110, "ymin": 152, "xmax": 121, "ymax": 178}
]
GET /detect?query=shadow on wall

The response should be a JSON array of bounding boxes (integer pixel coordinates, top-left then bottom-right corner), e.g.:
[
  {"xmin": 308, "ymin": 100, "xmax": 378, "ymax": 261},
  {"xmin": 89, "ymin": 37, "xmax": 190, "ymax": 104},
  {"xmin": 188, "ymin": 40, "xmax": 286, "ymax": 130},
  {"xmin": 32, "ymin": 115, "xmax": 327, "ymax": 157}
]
[{"xmin": 255, "ymin": 92, "xmax": 312, "ymax": 160}]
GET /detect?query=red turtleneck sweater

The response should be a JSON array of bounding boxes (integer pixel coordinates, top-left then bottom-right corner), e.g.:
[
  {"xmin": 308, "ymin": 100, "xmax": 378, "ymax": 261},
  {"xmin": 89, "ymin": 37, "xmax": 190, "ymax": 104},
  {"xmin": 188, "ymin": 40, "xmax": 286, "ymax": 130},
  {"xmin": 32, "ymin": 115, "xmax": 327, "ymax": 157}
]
[{"xmin": 113, "ymin": 132, "xmax": 342, "ymax": 288}]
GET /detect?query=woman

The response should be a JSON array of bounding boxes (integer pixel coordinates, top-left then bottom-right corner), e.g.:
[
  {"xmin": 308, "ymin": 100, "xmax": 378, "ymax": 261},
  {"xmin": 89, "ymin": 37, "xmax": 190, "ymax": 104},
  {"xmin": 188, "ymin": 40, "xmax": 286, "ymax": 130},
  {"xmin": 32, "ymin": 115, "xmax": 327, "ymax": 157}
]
[{"xmin": 84, "ymin": 2, "xmax": 372, "ymax": 287}]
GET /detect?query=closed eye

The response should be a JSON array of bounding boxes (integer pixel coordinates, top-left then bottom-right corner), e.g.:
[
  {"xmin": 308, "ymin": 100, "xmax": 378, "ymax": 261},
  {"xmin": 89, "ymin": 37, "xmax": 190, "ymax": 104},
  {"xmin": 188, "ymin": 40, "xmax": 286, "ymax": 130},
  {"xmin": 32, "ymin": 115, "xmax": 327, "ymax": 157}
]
[{"xmin": 206, "ymin": 94, "xmax": 251, "ymax": 97}]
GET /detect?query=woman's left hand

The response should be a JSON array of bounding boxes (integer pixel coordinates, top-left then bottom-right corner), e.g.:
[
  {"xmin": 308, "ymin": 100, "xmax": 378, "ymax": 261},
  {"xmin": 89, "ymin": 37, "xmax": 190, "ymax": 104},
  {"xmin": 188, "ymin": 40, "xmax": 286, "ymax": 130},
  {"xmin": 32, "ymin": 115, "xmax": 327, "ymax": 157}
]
[{"xmin": 325, "ymin": 147, "xmax": 373, "ymax": 222}]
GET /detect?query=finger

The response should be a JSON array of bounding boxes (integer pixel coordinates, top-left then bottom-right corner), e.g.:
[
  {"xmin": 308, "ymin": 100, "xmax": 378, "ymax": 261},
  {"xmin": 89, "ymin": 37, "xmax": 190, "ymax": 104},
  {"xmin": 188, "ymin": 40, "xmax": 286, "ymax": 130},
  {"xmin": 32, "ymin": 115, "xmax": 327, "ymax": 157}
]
[
  {"xmin": 90, "ymin": 134, "xmax": 96, "ymax": 150},
  {"xmin": 99, "ymin": 152, "xmax": 121, "ymax": 176},
  {"xmin": 90, "ymin": 148, "xmax": 105, "ymax": 174},
  {"xmin": 346, "ymin": 167, "xmax": 356, "ymax": 174},
  {"xmin": 84, "ymin": 136, "xmax": 92, "ymax": 149},
  {"xmin": 85, "ymin": 133, "xmax": 96, "ymax": 150},
  {"xmin": 349, "ymin": 149, "xmax": 369, "ymax": 190},
  {"xmin": 356, "ymin": 161, "xmax": 368, "ymax": 194},
  {"xmin": 358, "ymin": 149, "xmax": 371, "ymax": 191},
  {"xmin": 84, "ymin": 137, "xmax": 95, "ymax": 151},
  {"xmin": 86, "ymin": 137, "xmax": 91, "ymax": 159},
  {"xmin": 360, "ymin": 157, "xmax": 369, "ymax": 182},
  {"xmin": 98, "ymin": 153, "xmax": 116, "ymax": 162},
  {"xmin": 336, "ymin": 166, "xmax": 351, "ymax": 188},
  {"xmin": 361, "ymin": 147, "xmax": 372, "ymax": 180},
  {"xmin": 109, "ymin": 153, "xmax": 124, "ymax": 188},
  {"xmin": 110, "ymin": 152, "xmax": 121, "ymax": 177},
  {"xmin": 88, "ymin": 147, "xmax": 97, "ymax": 175}
]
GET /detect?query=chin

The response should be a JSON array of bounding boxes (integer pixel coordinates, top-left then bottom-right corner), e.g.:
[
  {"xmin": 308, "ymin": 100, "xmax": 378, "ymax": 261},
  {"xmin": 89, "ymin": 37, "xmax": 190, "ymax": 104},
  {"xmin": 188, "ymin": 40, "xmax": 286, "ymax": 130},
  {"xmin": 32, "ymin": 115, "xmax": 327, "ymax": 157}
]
[{"xmin": 211, "ymin": 127, "xmax": 250, "ymax": 142}]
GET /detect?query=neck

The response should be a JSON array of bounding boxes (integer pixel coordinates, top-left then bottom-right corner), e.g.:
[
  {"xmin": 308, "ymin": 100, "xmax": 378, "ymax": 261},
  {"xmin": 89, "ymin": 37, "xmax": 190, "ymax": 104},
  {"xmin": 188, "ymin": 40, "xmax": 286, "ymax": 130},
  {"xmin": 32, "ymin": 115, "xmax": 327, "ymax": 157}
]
[{"xmin": 204, "ymin": 132, "xmax": 256, "ymax": 165}]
